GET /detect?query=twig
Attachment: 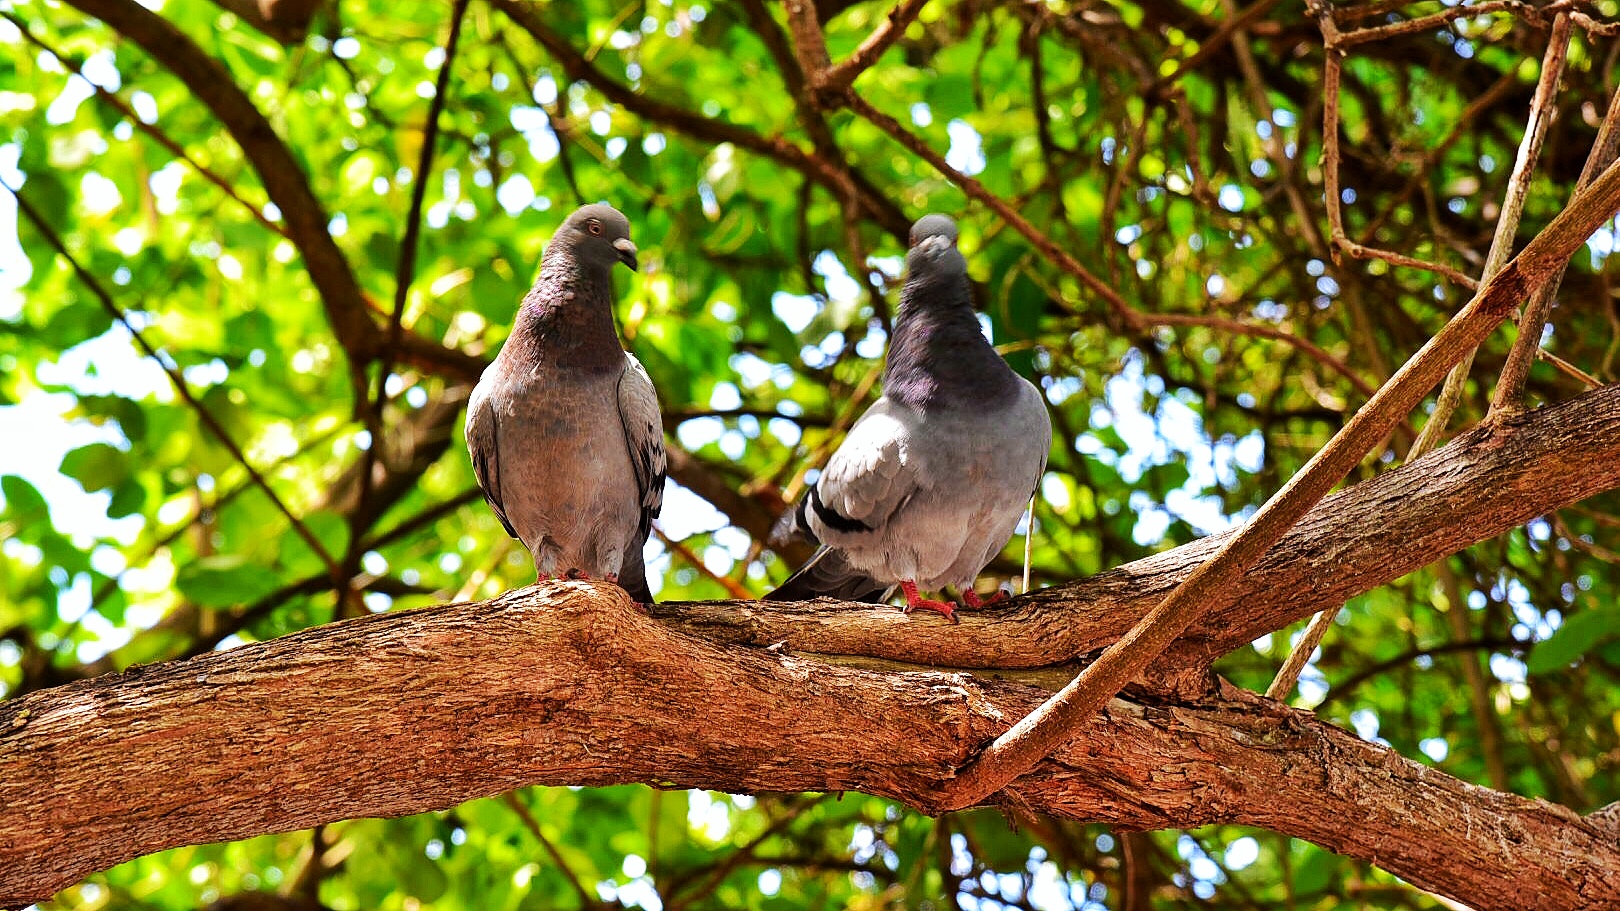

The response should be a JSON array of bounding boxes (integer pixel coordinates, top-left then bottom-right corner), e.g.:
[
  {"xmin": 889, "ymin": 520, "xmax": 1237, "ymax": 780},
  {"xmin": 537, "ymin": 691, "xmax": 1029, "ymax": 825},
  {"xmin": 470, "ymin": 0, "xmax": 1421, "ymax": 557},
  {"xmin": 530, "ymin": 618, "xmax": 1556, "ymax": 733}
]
[
  {"xmin": 0, "ymin": 11, "xmax": 290, "ymax": 241},
  {"xmin": 503, "ymin": 792, "xmax": 603, "ymax": 910},
  {"xmin": 844, "ymin": 93, "xmax": 1142, "ymax": 329},
  {"xmin": 817, "ymin": 0, "xmax": 931, "ymax": 94},
  {"xmin": 655, "ymin": 528, "xmax": 755, "ymax": 600},
  {"xmin": 1264, "ymin": 604, "xmax": 1337, "ymax": 700},
  {"xmin": 1537, "ymin": 349, "xmax": 1602, "ymax": 389},
  {"xmin": 3, "ymin": 177, "xmax": 342, "ymax": 581},
  {"xmin": 927, "ymin": 156, "xmax": 1620, "ymax": 812},
  {"xmin": 1411, "ymin": 13, "xmax": 1571, "ymax": 457},
  {"xmin": 1491, "ymin": 80, "xmax": 1620, "ymax": 417},
  {"xmin": 1337, "ymin": 0, "xmax": 1577, "ymax": 47},
  {"xmin": 355, "ymin": 0, "xmax": 471, "ymax": 580},
  {"xmin": 61, "ymin": 0, "xmax": 382, "ymax": 400}
]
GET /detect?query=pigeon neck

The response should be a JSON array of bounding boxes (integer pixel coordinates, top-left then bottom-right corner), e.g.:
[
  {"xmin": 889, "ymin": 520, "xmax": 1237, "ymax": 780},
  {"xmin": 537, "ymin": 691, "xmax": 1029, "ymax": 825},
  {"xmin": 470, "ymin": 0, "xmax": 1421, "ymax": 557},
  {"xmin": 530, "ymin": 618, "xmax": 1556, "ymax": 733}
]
[
  {"xmin": 509, "ymin": 252, "xmax": 624, "ymax": 374},
  {"xmin": 884, "ymin": 287, "xmax": 1020, "ymax": 411}
]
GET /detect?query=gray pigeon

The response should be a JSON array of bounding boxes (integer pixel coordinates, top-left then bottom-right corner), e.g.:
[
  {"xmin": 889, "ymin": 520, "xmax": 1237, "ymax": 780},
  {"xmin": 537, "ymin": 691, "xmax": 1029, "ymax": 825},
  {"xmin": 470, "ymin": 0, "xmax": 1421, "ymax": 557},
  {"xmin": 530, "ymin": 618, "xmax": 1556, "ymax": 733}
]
[
  {"xmin": 766, "ymin": 214, "xmax": 1052, "ymax": 620},
  {"xmin": 465, "ymin": 203, "xmax": 666, "ymax": 602}
]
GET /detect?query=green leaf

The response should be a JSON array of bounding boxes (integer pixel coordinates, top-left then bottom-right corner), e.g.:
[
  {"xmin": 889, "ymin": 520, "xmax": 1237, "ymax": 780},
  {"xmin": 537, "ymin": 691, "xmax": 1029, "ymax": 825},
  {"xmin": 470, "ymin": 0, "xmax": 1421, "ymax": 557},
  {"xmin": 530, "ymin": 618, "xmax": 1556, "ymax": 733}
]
[
  {"xmin": 60, "ymin": 442, "xmax": 129, "ymax": 493},
  {"xmin": 1527, "ymin": 606, "xmax": 1620, "ymax": 674},
  {"xmin": 175, "ymin": 555, "xmax": 283, "ymax": 607}
]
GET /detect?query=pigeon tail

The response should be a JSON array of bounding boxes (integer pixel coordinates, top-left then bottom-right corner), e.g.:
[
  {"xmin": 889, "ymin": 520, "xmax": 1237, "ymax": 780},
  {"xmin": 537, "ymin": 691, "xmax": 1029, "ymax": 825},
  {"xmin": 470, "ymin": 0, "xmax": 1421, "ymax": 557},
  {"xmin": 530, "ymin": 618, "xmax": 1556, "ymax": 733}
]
[
  {"xmin": 764, "ymin": 546, "xmax": 888, "ymax": 603},
  {"xmin": 617, "ymin": 545, "xmax": 655, "ymax": 604}
]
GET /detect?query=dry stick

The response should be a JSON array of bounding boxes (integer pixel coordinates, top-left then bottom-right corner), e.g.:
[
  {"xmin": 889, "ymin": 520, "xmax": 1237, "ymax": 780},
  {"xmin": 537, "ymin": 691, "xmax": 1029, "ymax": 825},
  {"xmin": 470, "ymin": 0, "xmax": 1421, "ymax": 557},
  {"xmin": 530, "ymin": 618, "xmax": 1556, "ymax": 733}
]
[
  {"xmin": 3, "ymin": 179, "xmax": 343, "ymax": 580},
  {"xmin": 929, "ymin": 157, "xmax": 1620, "ymax": 812},
  {"xmin": 1410, "ymin": 13, "xmax": 1572, "ymax": 458},
  {"xmin": 1267, "ymin": 12, "xmax": 1571, "ymax": 702},
  {"xmin": 1491, "ymin": 82, "xmax": 1620, "ymax": 418}
]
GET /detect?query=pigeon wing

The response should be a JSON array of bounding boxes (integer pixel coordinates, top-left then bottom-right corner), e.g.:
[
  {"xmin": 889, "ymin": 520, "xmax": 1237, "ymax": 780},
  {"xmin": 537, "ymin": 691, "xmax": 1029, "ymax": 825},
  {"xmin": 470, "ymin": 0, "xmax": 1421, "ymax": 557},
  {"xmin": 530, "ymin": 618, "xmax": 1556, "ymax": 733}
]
[
  {"xmin": 465, "ymin": 379, "xmax": 519, "ymax": 539},
  {"xmin": 616, "ymin": 353, "xmax": 667, "ymax": 542},
  {"xmin": 813, "ymin": 398, "xmax": 920, "ymax": 537}
]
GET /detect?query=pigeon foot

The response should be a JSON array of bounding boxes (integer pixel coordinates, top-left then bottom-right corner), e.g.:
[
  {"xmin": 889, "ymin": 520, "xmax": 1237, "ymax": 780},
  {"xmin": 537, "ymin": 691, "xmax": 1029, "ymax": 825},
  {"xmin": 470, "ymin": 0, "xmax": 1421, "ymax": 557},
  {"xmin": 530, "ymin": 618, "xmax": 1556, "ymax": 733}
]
[
  {"xmin": 900, "ymin": 581, "xmax": 958, "ymax": 623},
  {"xmin": 961, "ymin": 588, "xmax": 1008, "ymax": 609}
]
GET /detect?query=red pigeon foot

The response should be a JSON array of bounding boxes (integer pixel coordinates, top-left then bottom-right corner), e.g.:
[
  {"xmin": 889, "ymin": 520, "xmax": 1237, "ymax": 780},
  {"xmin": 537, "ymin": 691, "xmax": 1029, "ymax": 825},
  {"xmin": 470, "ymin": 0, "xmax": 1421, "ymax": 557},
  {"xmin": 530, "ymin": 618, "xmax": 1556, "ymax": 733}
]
[{"xmin": 900, "ymin": 581, "xmax": 958, "ymax": 623}]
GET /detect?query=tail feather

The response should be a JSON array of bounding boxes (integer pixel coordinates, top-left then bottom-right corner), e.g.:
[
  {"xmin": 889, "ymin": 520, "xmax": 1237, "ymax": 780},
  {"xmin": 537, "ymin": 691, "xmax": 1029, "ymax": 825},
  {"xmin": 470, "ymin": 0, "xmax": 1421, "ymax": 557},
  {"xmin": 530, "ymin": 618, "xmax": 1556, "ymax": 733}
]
[
  {"xmin": 765, "ymin": 546, "xmax": 888, "ymax": 603},
  {"xmin": 617, "ymin": 541, "xmax": 655, "ymax": 604}
]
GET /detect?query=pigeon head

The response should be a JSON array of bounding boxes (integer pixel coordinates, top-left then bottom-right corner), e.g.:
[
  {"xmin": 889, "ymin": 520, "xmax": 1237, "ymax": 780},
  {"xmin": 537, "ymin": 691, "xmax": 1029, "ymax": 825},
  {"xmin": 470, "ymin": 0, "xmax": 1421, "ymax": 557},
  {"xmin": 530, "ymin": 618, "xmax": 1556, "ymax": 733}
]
[
  {"xmin": 556, "ymin": 203, "xmax": 638, "ymax": 272},
  {"xmin": 904, "ymin": 215, "xmax": 968, "ymax": 289},
  {"xmin": 908, "ymin": 213, "xmax": 959, "ymax": 247}
]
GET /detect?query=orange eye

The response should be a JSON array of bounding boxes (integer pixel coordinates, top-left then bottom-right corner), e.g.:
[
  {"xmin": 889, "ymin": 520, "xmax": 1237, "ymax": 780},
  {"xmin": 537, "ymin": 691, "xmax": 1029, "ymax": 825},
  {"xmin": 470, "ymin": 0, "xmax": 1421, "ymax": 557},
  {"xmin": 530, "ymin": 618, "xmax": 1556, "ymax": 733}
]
[{"xmin": 588, "ymin": 220, "xmax": 602, "ymax": 235}]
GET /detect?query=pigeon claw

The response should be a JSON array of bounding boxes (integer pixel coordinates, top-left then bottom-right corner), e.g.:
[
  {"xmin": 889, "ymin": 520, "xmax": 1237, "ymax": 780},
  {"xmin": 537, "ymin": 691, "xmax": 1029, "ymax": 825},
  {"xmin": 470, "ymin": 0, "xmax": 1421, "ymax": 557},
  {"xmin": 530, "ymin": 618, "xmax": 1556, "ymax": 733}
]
[
  {"xmin": 961, "ymin": 588, "xmax": 1008, "ymax": 609},
  {"xmin": 900, "ymin": 581, "xmax": 959, "ymax": 624}
]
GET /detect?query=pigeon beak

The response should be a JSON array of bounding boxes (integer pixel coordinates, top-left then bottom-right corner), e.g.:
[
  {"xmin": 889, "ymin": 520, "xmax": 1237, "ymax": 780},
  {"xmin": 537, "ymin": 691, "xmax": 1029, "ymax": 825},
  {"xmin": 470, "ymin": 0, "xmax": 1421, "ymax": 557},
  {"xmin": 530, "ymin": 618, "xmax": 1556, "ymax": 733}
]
[{"xmin": 612, "ymin": 238, "xmax": 639, "ymax": 272}]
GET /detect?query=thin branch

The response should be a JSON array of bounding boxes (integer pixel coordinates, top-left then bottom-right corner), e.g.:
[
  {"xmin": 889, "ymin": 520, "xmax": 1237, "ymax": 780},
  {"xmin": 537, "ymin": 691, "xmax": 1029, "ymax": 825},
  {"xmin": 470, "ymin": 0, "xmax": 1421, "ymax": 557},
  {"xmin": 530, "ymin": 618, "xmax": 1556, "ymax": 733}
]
[
  {"xmin": 817, "ymin": 0, "xmax": 930, "ymax": 94},
  {"xmin": 4, "ymin": 177, "xmax": 342, "ymax": 581},
  {"xmin": 355, "ymin": 0, "xmax": 471, "ymax": 589},
  {"xmin": 843, "ymin": 93, "xmax": 1142, "ymax": 329},
  {"xmin": 0, "ymin": 10, "xmax": 290, "ymax": 241},
  {"xmin": 503, "ymin": 793, "xmax": 604, "ymax": 910},
  {"xmin": 1264, "ymin": 604, "xmax": 1339, "ymax": 700},
  {"xmin": 1411, "ymin": 13, "xmax": 1571, "ymax": 456},
  {"xmin": 930, "ymin": 156, "xmax": 1620, "ymax": 812},
  {"xmin": 1336, "ymin": 0, "xmax": 1577, "ymax": 48},
  {"xmin": 1491, "ymin": 80, "xmax": 1620, "ymax": 417},
  {"xmin": 655, "ymin": 528, "xmax": 756, "ymax": 600}
]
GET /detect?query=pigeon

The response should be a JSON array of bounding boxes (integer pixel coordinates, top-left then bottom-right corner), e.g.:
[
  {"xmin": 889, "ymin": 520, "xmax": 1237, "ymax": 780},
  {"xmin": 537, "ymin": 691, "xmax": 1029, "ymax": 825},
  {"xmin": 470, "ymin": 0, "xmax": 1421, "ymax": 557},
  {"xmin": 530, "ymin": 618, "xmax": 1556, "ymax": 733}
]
[
  {"xmin": 465, "ymin": 203, "xmax": 666, "ymax": 603},
  {"xmin": 765, "ymin": 214, "xmax": 1052, "ymax": 620}
]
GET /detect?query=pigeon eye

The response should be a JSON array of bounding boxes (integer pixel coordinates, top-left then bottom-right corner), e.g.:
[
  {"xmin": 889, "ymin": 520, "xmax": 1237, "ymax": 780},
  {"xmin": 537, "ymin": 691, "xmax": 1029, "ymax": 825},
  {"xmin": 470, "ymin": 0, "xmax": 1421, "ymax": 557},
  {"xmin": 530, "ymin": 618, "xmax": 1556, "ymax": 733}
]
[{"xmin": 588, "ymin": 219, "xmax": 602, "ymax": 236}]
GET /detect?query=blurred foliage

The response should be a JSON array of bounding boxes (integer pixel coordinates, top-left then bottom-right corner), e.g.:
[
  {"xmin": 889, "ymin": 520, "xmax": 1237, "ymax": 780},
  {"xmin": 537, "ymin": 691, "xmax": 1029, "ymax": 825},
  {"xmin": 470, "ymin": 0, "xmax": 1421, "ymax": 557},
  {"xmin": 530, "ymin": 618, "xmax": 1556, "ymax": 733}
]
[{"xmin": 3, "ymin": 0, "xmax": 1620, "ymax": 907}]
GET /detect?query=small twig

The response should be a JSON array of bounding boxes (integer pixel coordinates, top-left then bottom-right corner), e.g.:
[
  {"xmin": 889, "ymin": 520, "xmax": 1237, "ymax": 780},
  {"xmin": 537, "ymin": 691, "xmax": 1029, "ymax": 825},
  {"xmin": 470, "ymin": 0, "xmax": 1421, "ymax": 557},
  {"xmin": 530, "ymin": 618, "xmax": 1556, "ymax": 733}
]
[
  {"xmin": 1264, "ymin": 605, "xmax": 1338, "ymax": 700},
  {"xmin": 845, "ymin": 93, "xmax": 1142, "ymax": 329},
  {"xmin": 1537, "ymin": 349, "xmax": 1602, "ymax": 389},
  {"xmin": 1411, "ymin": 13, "xmax": 1571, "ymax": 458},
  {"xmin": 1337, "ymin": 0, "xmax": 1577, "ymax": 48},
  {"xmin": 1491, "ymin": 80, "xmax": 1620, "ymax": 417},
  {"xmin": 655, "ymin": 528, "xmax": 755, "ymax": 600},
  {"xmin": 355, "ymin": 0, "xmax": 472, "ymax": 582},
  {"xmin": 817, "ymin": 0, "xmax": 930, "ymax": 94},
  {"xmin": 3, "ymin": 177, "xmax": 342, "ymax": 581},
  {"xmin": 1336, "ymin": 239, "xmax": 1480, "ymax": 290},
  {"xmin": 1, "ymin": 11, "xmax": 289, "ymax": 240},
  {"xmin": 503, "ymin": 792, "xmax": 604, "ymax": 910}
]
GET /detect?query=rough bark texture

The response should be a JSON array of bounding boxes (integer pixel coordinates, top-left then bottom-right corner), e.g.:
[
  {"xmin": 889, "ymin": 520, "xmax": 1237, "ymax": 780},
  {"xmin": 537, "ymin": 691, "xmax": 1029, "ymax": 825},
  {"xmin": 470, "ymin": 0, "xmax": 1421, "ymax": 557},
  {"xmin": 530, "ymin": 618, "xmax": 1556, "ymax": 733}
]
[
  {"xmin": 4, "ymin": 387, "xmax": 1620, "ymax": 908},
  {"xmin": 4, "ymin": 584, "xmax": 1619, "ymax": 910}
]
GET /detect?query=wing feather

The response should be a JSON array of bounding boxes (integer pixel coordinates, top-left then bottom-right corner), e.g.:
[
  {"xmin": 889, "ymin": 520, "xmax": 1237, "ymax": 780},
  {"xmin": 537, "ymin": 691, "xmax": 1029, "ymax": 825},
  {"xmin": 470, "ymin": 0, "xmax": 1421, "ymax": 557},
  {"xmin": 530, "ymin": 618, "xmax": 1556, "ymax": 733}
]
[
  {"xmin": 465, "ymin": 381, "xmax": 519, "ymax": 539},
  {"xmin": 616, "ymin": 353, "xmax": 667, "ymax": 542}
]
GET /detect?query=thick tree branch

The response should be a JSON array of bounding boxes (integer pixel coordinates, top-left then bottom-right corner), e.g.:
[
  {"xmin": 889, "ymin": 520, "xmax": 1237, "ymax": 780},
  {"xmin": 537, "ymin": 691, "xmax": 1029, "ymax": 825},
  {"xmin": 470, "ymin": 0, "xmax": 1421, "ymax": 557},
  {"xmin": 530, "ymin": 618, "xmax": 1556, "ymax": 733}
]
[
  {"xmin": 655, "ymin": 381, "xmax": 1620, "ymax": 677},
  {"xmin": 3, "ymin": 585, "xmax": 1617, "ymax": 911}
]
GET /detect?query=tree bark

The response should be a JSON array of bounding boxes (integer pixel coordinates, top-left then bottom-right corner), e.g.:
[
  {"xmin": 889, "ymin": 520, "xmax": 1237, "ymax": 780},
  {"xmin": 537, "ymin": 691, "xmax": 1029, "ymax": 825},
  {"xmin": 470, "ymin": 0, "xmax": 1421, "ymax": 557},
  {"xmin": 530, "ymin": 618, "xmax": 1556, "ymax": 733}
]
[
  {"xmin": 5, "ymin": 386, "xmax": 1620, "ymax": 907},
  {"xmin": 4, "ymin": 581, "xmax": 1619, "ymax": 910}
]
